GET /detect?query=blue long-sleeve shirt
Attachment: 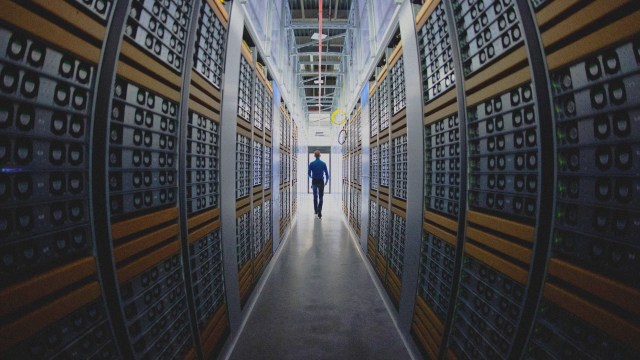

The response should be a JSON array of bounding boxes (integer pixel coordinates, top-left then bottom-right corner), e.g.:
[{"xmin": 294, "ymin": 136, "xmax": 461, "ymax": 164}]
[{"xmin": 308, "ymin": 158, "xmax": 329, "ymax": 182}]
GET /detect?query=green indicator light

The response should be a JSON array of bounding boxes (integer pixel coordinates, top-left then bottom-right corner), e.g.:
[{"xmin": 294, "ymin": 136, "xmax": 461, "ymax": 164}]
[
  {"xmin": 554, "ymin": 104, "xmax": 562, "ymax": 115},
  {"xmin": 557, "ymin": 128, "xmax": 566, "ymax": 141},
  {"xmin": 558, "ymin": 158, "xmax": 566, "ymax": 168},
  {"xmin": 553, "ymin": 234, "xmax": 563, "ymax": 245},
  {"xmin": 558, "ymin": 182, "xmax": 566, "ymax": 194}
]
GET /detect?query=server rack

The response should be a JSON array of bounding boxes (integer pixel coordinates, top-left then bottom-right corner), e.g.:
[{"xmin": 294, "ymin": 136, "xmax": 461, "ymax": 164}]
[
  {"xmin": 278, "ymin": 102, "xmax": 297, "ymax": 239},
  {"xmin": 345, "ymin": 106, "xmax": 363, "ymax": 236},
  {"xmin": 233, "ymin": 39, "xmax": 279, "ymax": 309},
  {"xmin": 0, "ymin": 1, "xmax": 289, "ymax": 359},
  {"xmin": 340, "ymin": 1, "xmax": 640, "ymax": 358},
  {"xmin": 0, "ymin": 2, "xmax": 120, "ymax": 357},
  {"xmin": 291, "ymin": 120, "xmax": 298, "ymax": 217},
  {"xmin": 360, "ymin": 34, "xmax": 409, "ymax": 310},
  {"xmin": 342, "ymin": 121, "xmax": 350, "ymax": 217},
  {"xmin": 406, "ymin": 1, "xmax": 640, "ymax": 359},
  {"xmin": 524, "ymin": 1, "xmax": 639, "ymax": 358},
  {"xmin": 0, "ymin": 0, "xmax": 218, "ymax": 358}
]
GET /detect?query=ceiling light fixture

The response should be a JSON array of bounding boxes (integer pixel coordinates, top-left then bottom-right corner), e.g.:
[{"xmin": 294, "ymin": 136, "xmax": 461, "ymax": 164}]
[{"xmin": 310, "ymin": 32, "xmax": 327, "ymax": 40}]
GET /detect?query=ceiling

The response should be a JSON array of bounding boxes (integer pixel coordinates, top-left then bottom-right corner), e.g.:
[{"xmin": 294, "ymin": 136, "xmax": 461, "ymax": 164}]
[{"xmin": 286, "ymin": 0, "xmax": 352, "ymax": 117}]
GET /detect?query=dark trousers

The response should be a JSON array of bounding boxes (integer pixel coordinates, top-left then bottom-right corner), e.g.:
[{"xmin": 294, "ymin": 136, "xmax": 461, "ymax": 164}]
[{"xmin": 311, "ymin": 179, "xmax": 325, "ymax": 213}]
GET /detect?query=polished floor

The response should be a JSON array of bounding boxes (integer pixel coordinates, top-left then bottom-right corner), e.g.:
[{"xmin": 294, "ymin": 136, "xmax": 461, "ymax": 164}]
[{"xmin": 228, "ymin": 194, "xmax": 411, "ymax": 360}]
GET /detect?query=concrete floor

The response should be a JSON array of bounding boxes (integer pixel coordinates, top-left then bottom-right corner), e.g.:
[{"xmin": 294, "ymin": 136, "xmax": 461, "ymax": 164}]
[{"xmin": 229, "ymin": 194, "xmax": 411, "ymax": 360}]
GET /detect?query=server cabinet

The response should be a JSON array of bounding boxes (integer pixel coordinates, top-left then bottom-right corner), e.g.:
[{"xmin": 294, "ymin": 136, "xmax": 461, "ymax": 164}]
[
  {"xmin": 186, "ymin": 3, "xmax": 230, "ymax": 357},
  {"xmin": 408, "ymin": 0, "xmax": 640, "ymax": 359},
  {"xmin": 362, "ymin": 36, "xmax": 410, "ymax": 309},
  {"xmin": 347, "ymin": 107, "xmax": 363, "ymax": 236},
  {"xmin": 232, "ymin": 37, "xmax": 279, "ymax": 310},
  {"xmin": 278, "ymin": 102, "xmax": 294, "ymax": 239},
  {"xmin": 0, "ymin": 2, "xmax": 119, "ymax": 357},
  {"xmin": 1, "ymin": 0, "xmax": 234, "ymax": 358},
  {"xmin": 525, "ymin": 1, "xmax": 640, "ymax": 358}
]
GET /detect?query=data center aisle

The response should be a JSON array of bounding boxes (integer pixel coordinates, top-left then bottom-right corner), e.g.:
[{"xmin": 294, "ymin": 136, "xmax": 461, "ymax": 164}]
[{"xmin": 229, "ymin": 194, "xmax": 411, "ymax": 360}]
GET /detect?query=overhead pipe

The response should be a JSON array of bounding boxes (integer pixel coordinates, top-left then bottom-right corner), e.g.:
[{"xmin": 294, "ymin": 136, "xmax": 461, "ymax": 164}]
[{"xmin": 318, "ymin": 0, "xmax": 323, "ymax": 111}]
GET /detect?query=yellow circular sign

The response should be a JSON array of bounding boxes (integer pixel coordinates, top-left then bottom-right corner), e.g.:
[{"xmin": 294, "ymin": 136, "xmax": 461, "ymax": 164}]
[{"xmin": 331, "ymin": 110, "xmax": 347, "ymax": 125}]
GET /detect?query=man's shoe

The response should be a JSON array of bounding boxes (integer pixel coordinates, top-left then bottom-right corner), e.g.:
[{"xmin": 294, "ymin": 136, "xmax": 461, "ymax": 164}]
[{"xmin": 318, "ymin": 211, "xmax": 322, "ymax": 219}]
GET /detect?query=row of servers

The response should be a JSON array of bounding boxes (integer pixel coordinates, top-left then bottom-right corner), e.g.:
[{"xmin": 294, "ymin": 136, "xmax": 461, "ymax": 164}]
[
  {"xmin": 343, "ymin": 33, "xmax": 410, "ymax": 310},
  {"xmin": 0, "ymin": 1, "xmax": 298, "ymax": 359},
  {"xmin": 234, "ymin": 40, "xmax": 275, "ymax": 309},
  {"xmin": 342, "ymin": 0, "xmax": 640, "ymax": 359},
  {"xmin": 342, "ymin": 106, "xmax": 362, "ymax": 236},
  {"xmin": 279, "ymin": 103, "xmax": 298, "ymax": 238}
]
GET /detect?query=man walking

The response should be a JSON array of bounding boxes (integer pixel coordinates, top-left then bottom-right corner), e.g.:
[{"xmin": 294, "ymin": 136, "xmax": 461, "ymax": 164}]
[{"xmin": 308, "ymin": 150, "xmax": 329, "ymax": 219}]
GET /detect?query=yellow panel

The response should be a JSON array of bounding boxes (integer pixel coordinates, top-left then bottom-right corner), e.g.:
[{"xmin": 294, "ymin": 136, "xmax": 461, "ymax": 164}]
[
  {"xmin": 31, "ymin": 0, "xmax": 106, "ymax": 41},
  {"xmin": 546, "ymin": 10, "xmax": 640, "ymax": 70},
  {"xmin": 114, "ymin": 224, "xmax": 179, "ymax": 263},
  {"xmin": 541, "ymin": 0, "xmax": 630, "ymax": 50},
  {"xmin": 389, "ymin": 44, "xmax": 403, "ymax": 67},
  {"xmin": 415, "ymin": 295, "xmax": 444, "ymax": 334},
  {"xmin": 117, "ymin": 241, "xmax": 180, "ymax": 283},
  {"xmin": 190, "ymin": 83, "xmax": 222, "ymax": 113},
  {"xmin": 0, "ymin": 2, "xmax": 100, "ymax": 63},
  {"xmin": 548, "ymin": 259, "xmax": 640, "ymax": 316},
  {"xmin": 424, "ymin": 211, "xmax": 458, "ymax": 234},
  {"xmin": 544, "ymin": 284, "xmax": 640, "ymax": 351},
  {"xmin": 377, "ymin": 65, "xmax": 389, "ymax": 83},
  {"xmin": 208, "ymin": 0, "xmax": 229, "ymax": 27},
  {"xmin": 466, "ymin": 210, "xmax": 535, "ymax": 243},
  {"xmin": 466, "ymin": 227, "xmax": 532, "ymax": 264},
  {"xmin": 187, "ymin": 208, "xmax": 221, "ymax": 230},
  {"xmin": 0, "ymin": 257, "xmax": 96, "ymax": 317},
  {"xmin": 117, "ymin": 60, "xmax": 181, "ymax": 102},
  {"xmin": 188, "ymin": 220, "xmax": 221, "ymax": 244},
  {"xmin": 0, "ymin": 282, "xmax": 101, "ymax": 352},
  {"xmin": 464, "ymin": 243, "xmax": 529, "ymax": 285},
  {"xmin": 191, "ymin": 70, "xmax": 223, "ymax": 100},
  {"xmin": 424, "ymin": 88, "xmax": 457, "ymax": 119},
  {"xmin": 416, "ymin": 0, "xmax": 441, "ymax": 29},
  {"xmin": 119, "ymin": 41, "xmax": 181, "ymax": 87},
  {"xmin": 111, "ymin": 208, "xmax": 179, "ymax": 241},
  {"xmin": 535, "ymin": 0, "xmax": 582, "ymax": 27},
  {"xmin": 466, "ymin": 67, "xmax": 531, "ymax": 106},
  {"xmin": 412, "ymin": 318, "xmax": 439, "ymax": 360},
  {"xmin": 424, "ymin": 223, "xmax": 457, "ymax": 247},
  {"xmin": 189, "ymin": 98, "xmax": 220, "ymax": 122},
  {"xmin": 202, "ymin": 309, "xmax": 229, "ymax": 358},
  {"xmin": 241, "ymin": 42, "xmax": 254, "ymax": 64},
  {"xmin": 465, "ymin": 46, "xmax": 528, "ymax": 93}
]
